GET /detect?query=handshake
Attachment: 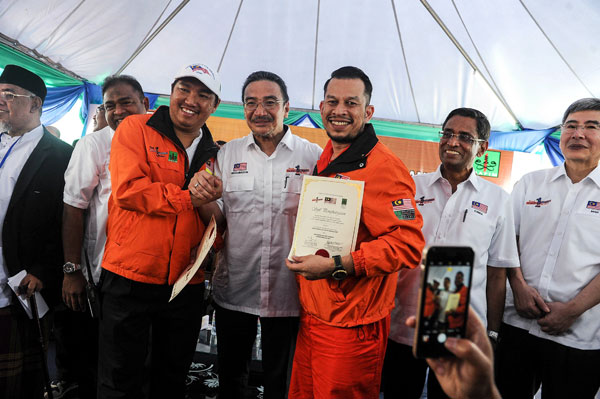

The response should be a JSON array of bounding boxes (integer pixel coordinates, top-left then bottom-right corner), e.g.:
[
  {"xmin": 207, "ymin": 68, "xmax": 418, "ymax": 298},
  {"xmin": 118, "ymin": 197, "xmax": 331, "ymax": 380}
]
[{"xmin": 189, "ymin": 170, "xmax": 223, "ymax": 207}]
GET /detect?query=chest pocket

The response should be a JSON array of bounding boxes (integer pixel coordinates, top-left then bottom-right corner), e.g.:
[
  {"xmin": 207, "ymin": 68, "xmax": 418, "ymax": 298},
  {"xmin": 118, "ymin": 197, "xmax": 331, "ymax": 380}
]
[
  {"xmin": 281, "ymin": 173, "xmax": 304, "ymax": 215},
  {"xmin": 224, "ymin": 175, "xmax": 255, "ymax": 213}
]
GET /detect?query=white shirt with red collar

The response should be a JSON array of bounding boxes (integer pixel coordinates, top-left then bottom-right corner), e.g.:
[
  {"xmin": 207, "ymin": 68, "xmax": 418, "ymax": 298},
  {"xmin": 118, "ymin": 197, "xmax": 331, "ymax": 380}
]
[
  {"xmin": 504, "ymin": 164, "xmax": 600, "ymax": 350},
  {"xmin": 389, "ymin": 165, "xmax": 519, "ymax": 345},
  {"xmin": 212, "ymin": 126, "xmax": 322, "ymax": 317}
]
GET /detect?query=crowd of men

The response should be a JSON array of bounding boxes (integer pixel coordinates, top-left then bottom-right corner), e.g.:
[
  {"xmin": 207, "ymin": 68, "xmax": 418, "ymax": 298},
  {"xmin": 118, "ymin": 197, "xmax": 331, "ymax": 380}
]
[{"xmin": 0, "ymin": 61, "xmax": 598, "ymax": 399}]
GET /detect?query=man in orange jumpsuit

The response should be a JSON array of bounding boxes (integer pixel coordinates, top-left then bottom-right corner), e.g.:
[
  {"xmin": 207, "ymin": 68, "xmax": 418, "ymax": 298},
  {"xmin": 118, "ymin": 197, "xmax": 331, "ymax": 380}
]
[
  {"xmin": 447, "ymin": 272, "xmax": 468, "ymax": 329},
  {"xmin": 286, "ymin": 66, "xmax": 425, "ymax": 399}
]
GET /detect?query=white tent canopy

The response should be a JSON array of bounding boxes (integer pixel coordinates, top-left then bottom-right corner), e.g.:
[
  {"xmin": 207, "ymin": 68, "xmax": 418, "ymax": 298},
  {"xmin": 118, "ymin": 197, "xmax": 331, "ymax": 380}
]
[{"xmin": 1, "ymin": 0, "xmax": 599, "ymax": 131}]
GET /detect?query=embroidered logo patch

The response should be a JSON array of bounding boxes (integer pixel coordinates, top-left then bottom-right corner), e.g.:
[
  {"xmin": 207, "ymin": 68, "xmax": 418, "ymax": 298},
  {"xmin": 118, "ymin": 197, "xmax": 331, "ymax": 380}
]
[
  {"xmin": 525, "ymin": 197, "xmax": 551, "ymax": 207},
  {"xmin": 586, "ymin": 201, "xmax": 600, "ymax": 211},
  {"xmin": 149, "ymin": 146, "xmax": 168, "ymax": 158},
  {"xmin": 392, "ymin": 199, "xmax": 415, "ymax": 220},
  {"xmin": 168, "ymin": 151, "xmax": 178, "ymax": 162},
  {"xmin": 286, "ymin": 165, "xmax": 311, "ymax": 175},
  {"xmin": 232, "ymin": 162, "xmax": 248, "ymax": 174},
  {"xmin": 416, "ymin": 196, "xmax": 435, "ymax": 206},
  {"xmin": 334, "ymin": 173, "xmax": 350, "ymax": 180},
  {"xmin": 471, "ymin": 201, "xmax": 488, "ymax": 214}
]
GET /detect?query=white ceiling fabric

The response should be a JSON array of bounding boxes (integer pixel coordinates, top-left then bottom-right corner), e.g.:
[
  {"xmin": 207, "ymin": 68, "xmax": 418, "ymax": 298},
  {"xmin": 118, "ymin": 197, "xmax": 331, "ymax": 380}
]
[{"xmin": 1, "ymin": 0, "xmax": 599, "ymax": 131}]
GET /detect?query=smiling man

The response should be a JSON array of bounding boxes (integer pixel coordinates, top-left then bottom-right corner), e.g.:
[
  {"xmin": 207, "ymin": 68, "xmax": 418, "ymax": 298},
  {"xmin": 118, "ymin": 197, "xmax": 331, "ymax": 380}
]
[
  {"xmin": 54, "ymin": 75, "xmax": 149, "ymax": 399},
  {"xmin": 190, "ymin": 71, "xmax": 322, "ymax": 399},
  {"xmin": 97, "ymin": 64, "xmax": 221, "ymax": 399},
  {"xmin": 383, "ymin": 107, "xmax": 520, "ymax": 399},
  {"xmin": 496, "ymin": 98, "xmax": 600, "ymax": 398},
  {"xmin": 285, "ymin": 66, "xmax": 425, "ymax": 399}
]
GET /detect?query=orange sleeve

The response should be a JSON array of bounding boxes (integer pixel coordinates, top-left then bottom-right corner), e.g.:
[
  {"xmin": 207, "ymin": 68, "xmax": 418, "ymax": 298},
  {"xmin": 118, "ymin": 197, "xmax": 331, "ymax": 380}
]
[
  {"xmin": 351, "ymin": 152, "xmax": 425, "ymax": 277},
  {"xmin": 109, "ymin": 116, "xmax": 194, "ymax": 216}
]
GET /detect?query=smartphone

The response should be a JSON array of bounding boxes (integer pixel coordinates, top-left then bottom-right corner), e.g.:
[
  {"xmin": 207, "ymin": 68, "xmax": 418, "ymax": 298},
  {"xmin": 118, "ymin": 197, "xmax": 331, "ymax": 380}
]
[{"xmin": 413, "ymin": 246, "xmax": 474, "ymax": 358}]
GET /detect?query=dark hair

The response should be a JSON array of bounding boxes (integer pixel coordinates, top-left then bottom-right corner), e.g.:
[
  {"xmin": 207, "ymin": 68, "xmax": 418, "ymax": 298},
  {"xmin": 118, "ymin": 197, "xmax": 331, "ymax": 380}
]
[
  {"xmin": 562, "ymin": 98, "xmax": 600, "ymax": 123},
  {"xmin": 442, "ymin": 107, "xmax": 491, "ymax": 141},
  {"xmin": 102, "ymin": 75, "xmax": 145, "ymax": 100},
  {"xmin": 241, "ymin": 71, "xmax": 289, "ymax": 103},
  {"xmin": 323, "ymin": 66, "xmax": 373, "ymax": 104}
]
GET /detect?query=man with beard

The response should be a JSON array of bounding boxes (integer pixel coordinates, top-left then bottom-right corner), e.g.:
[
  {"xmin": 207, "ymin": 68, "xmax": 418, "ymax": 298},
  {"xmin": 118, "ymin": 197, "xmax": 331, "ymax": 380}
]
[
  {"xmin": 54, "ymin": 75, "xmax": 149, "ymax": 399},
  {"xmin": 497, "ymin": 98, "xmax": 600, "ymax": 398},
  {"xmin": 0, "ymin": 64, "xmax": 73, "ymax": 398},
  {"xmin": 98, "ymin": 64, "xmax": 221, "ymax": 398},
  {"xmin": 190, "ymin": 71, "xmax": 322, "ymax": 399},
  {"xmin": 284, "ymin": 66, "xmax": 425, "ymax": 399},
  {"xmin": 384, "ymin": 107, "xmax": 519, "ymax": 399}
]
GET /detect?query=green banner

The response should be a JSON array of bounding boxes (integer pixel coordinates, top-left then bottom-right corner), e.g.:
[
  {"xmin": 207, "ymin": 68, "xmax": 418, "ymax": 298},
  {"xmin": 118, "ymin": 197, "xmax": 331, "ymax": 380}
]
[{"xmin": 474, "ymin": 150, "xmax": 501, "ymax": 178}]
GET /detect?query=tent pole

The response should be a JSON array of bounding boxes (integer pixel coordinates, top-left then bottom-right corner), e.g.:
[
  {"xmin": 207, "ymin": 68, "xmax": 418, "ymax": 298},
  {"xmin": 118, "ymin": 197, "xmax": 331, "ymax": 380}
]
[
  {"xmin": 419, "ymin": 0, "xmax": 522, "ymax": 128},
  {"xmin": 310, "ymin": 0, "xmax": 321, "ymax": 110},
  {"xmin": 518, "ymin": 0, "xmax": 594, "ymax": 97},
  {"xmin": 115, "ymin": 0, "xmax": 190, "ymax": 75},
  {"xmin": 218, "ymin": 0, "xmax": 244, "ymax": 72},
  {"xmin": 391, "ymin": 0, "xmax": 421, "ymax": 123}
]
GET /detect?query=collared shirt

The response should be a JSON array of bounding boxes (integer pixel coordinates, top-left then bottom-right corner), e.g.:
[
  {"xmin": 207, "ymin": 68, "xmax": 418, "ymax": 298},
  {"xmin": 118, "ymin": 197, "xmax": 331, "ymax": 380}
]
[
  {"xmin": 212, "ymin": 127, "xmax": 322, "ymax": 317},
  {"xmin": 390, "ymin": 166, "xmax": 519, "ymax": 345},
  {"xmin": 63, "ymin": 126, "xmax": 114, "ymax": 283},
  {"xmin": 0, "ymin": 125, "xmax": 44, "ymax": 307},
  {"xmin": 504, "ymin": 164, "xmax": 600, "ymax": 350}
]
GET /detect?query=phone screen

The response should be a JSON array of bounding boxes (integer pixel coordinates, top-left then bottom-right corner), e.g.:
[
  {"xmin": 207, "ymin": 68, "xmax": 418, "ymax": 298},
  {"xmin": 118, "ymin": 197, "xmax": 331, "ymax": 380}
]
[{"xmin": 413, "ymin": 246, "xmax": 474, "ymax": 358}]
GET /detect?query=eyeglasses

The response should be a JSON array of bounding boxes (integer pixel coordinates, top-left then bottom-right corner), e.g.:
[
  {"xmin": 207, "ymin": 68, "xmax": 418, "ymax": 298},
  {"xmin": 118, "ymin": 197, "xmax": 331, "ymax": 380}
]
[
  {"xmin": 561, "ymin": 123, "xmax": 600, "ymax": 134},
  {"xmin": 243, "ymin": 99, "xmax": 284, "ymax": 111},
  {"xmin": 0, "ymin": 91, "xmax": 34, "ymax": 102},
  {"xmin": 439, "ymin": 131, "xmax": 486, "ymax": 145}
]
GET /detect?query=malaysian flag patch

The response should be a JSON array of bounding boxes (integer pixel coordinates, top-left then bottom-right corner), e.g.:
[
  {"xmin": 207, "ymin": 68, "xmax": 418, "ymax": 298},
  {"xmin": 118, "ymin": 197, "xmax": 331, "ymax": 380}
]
[
  {"xmin": 392, "ymin": 199, "xmax": 415, "ymax": 220},
  {"xmin": 232, "ymin": 162, "xmax": 248, "ymax": 174},
  {"xmin": 586, "ymin": 201, "xmax": 600, "ymax": 211},
  {"xmin": 324, "ymin": 197, "xmax": 337, "ymax": 205},
  {"xmin": 471, "ymin": 201, "xmax": 488, "ymax": 214}
]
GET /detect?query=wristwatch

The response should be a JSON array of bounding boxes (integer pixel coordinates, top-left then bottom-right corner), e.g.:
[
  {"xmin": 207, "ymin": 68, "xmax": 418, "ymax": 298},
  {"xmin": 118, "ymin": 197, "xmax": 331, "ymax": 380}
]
[
  {"xmin": 331, "ymin": 255, "xmax": 348, "ymax": 280},
  {"xmin": 62, "ymin": 262, "xmax": 81, "ymax": 274},
  {"xmin": 487, "ymin": 330, "xmax": 499, "ymax": 343}
]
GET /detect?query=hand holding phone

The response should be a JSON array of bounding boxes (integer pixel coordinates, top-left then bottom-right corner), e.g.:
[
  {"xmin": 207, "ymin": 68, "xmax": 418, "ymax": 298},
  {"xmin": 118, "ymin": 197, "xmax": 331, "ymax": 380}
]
[{"xmin": 413, "ymin": 246, "xmax": 474, "ymax": 358}]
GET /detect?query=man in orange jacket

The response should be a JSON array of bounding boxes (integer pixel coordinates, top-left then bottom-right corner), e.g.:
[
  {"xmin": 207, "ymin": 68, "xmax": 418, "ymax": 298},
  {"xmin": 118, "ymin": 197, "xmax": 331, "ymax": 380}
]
[
  {"xmin": 286, "ymin": 66, "xmax": 425, "ymax": 399},
  {"xmin": 98, "ymin": 63, "xmax": 223, "ymax": 399}
]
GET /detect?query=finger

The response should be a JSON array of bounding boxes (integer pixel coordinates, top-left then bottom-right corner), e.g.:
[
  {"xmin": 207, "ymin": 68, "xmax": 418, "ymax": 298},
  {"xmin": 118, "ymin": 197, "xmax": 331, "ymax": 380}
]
[
  {"xmin": 532, "ymin": 294, "xmax": 550, "ymax": 313},
  {"xmin": 26, "ymin": 281, "xmax": 35, "ymax": 298},
  {"xmin": 77, "ymin": 293, "xmax": 87, "ymax": 311},
  {"xmin": 444, "ymin": 337, "xmax": 489, "ymax": 369},
  {"xmin": 285, "ymin": 258, "xmax": 301, "ymax": 271},
  {"xmin": 405, "ymin": 316, "xmax": 416, "ymax": 328}
]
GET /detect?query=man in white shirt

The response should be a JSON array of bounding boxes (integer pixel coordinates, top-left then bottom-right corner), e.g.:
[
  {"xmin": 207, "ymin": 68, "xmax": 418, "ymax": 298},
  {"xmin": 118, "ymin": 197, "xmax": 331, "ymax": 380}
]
[
  {"xmin": 53, "ymin": 75, "xmax": 148, "ymax": 399},
  {"xmin": 497, "ymin": 98, "xmax": 600, "ymax": 398},
  {"xmin": 0, "ymin": 64, "xmax": 73, "ymax": 399},
  {"xmin": 190, "ymin": 71, "xmax": 322, "ymax": 399},
  {"xmin": 383, "ymin": 108, "xmax": 520, "ymax": 399}
]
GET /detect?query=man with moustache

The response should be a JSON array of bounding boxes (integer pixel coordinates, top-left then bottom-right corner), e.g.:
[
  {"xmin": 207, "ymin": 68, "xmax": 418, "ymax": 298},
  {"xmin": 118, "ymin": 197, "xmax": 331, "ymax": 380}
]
[
  {"xmin": 0, "ymin": 64, "xmax": 73, "ymax": 399},
  {"xmin": 53, "ymin": 75, "xmax": 149, "ymax": 399},
  {"xmin": 97, "ymin": 64, "xmax": 221, "ymax": 399},
  {"xmin": 497, "ymin": 98, "xmax": 600, "ymax": 398},
  {"xmin": 285, "ymin": 66, "xmax": 425, "ymax": 399},
  {"xmin": 383, "ymin": 107, "xmax": 519, "ymax": 399},
  {"xmin": 190, "ymin": 71, "xmax": 322, "ymax": 399}
]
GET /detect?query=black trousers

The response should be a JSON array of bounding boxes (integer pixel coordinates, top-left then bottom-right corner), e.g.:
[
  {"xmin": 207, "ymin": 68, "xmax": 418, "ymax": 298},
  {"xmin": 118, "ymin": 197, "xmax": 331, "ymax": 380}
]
[
  {"xmin": 53, "ymin": 304, "xmax": 99, "ymax": 398},
  {"xmin": 381, "ymin": 339, "xmax": 448, "ymax": 399},
  {"xmin": 97, "ymin": 270, "xmax": 204, "ymax": 399},
  {"xmin": 496, "ymin": 322, "xmax": 600, "ymax": 399},
  {"xmin": 214, "ymin": 303, "xmax": 298, "ymax": 399}
]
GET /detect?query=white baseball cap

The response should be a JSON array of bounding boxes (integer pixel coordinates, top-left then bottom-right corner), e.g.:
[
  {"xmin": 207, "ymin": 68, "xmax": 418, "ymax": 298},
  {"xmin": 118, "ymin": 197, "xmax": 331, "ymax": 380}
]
[{"xmin": 173, "ymin": 63, "xmax": 221, "ymax": 98}]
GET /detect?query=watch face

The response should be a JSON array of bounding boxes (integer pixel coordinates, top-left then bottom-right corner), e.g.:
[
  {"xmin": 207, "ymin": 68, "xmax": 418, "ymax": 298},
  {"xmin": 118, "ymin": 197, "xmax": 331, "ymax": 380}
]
[{"xmin": 63, "ymin": 262, "xmax": 78, "ymax": 273}]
